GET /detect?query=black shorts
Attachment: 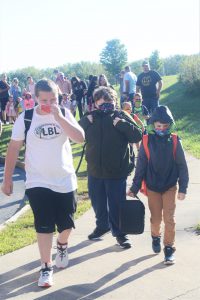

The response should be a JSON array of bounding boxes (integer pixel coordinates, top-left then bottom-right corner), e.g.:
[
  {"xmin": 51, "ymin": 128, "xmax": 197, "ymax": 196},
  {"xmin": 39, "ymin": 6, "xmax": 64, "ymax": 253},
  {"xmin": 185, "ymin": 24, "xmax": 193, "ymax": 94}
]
[
  {"xmin": 0, "ymin": 98, "xmax": 9, "ymax": 111},
  {"xmin": 25, "ymin": 187, "xmax": 77, "ymax": 233}
]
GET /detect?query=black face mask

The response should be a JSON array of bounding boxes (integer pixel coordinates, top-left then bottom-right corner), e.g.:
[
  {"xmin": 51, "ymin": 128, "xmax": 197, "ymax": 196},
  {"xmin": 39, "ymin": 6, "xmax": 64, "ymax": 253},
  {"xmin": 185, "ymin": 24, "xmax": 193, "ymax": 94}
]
[{"xmin": 98, "ymin": 102, "xmax": 115, "ymax": 112}]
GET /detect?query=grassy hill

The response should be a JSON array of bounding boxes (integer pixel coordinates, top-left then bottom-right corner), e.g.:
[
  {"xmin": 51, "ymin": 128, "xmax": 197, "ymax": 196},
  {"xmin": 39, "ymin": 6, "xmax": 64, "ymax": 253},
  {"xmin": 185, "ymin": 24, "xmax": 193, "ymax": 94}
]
[{"xmin": 160, "ymin": 75, "xmax": 200, "ymax": 158}]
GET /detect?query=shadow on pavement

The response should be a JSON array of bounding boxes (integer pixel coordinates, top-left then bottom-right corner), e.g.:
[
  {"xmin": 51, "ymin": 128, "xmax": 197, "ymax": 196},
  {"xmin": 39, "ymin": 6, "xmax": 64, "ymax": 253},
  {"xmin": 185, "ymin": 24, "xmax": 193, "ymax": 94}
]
[{"xmin": 35, "ymin": 254, "xmax": 159, "ymax": 300}]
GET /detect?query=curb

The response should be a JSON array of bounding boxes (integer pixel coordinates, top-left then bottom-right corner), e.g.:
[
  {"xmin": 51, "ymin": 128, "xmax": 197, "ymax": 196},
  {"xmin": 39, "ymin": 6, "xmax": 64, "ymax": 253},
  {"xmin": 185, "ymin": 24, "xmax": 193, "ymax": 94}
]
[{"xmin": 0, "ymin": 204, "xmax": 30, "ymax": 232}]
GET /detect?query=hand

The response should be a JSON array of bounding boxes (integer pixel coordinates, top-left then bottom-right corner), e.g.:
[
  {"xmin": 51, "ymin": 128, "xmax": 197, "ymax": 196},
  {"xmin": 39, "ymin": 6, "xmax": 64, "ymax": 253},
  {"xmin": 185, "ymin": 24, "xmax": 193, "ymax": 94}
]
[
  {"xmin": 87, "ymin": 115, "xmax": 93, "ymax": 123},
  {"xmin": 113, "ymin": 117, "xmax": 121, "ymax": 126},
  {"xmin": 177, "ymin": 193, "xmax": 186, "ymax": 201},
  {"xmin": 1, "ymin": 180, "xmax": 13, "ymax": 196},
  {"xmin": 50, "ymin": 104, "xmax": 63, "ymax": 121},
  {"xmin": 127, "ymin": 189, "xmax": 136, "ymax": 198}
]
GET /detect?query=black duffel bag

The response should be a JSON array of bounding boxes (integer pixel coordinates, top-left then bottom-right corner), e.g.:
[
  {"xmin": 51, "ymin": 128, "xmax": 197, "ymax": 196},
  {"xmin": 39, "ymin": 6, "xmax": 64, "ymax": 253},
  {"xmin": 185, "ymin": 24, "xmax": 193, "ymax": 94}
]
[{"xmin": 119, "ymin": 196, "xmax": 145, "ymax": 234}]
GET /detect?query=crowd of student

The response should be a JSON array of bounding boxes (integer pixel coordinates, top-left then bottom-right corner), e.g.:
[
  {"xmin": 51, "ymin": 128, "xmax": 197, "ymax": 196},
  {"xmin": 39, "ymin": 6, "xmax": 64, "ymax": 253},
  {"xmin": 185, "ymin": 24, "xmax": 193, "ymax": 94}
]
[{"xmin": 1, "ymin": 61, "xmax": 189, "ymax": 288}]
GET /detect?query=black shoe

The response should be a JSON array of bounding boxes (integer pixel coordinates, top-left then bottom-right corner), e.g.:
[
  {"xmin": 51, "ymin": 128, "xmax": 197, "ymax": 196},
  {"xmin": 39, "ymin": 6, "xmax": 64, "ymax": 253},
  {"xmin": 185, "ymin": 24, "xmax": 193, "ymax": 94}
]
[
  {"xmin": 88, "ymin": 228, "xmax": 110, "ymax": 240},
  {"xmin": 164, "ymin": 246, "xmax": 175, "ymax": 265},
  {"xmin": 152, "ymin": 236, "xmax": 161, "ymax": 253},
  {"xmin": 116, "ymin": 235, "xmax": 132, "ymax": 249}
]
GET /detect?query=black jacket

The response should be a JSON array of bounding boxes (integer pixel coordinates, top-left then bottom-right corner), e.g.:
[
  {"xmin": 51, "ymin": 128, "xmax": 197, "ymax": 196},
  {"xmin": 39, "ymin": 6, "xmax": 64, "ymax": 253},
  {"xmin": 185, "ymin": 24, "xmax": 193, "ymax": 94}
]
[
  {"xmin": 130, "ymin": 133, "xmax": 189, "ymax": 194},
  {"xmin": 79, "ymin": 110, "xmax": 142, "ymax": 179}
]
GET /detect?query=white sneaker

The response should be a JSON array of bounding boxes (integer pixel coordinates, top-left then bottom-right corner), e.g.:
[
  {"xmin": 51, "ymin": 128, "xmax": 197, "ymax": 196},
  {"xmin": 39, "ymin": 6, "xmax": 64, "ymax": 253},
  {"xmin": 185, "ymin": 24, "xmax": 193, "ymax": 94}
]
[
  {"xmin": 38, "ymin": 263, "xmax": 53, "ymax": 287},
  {"xmin": 55, "ymin": 242, "xmax": 69, "ymax": 268}
]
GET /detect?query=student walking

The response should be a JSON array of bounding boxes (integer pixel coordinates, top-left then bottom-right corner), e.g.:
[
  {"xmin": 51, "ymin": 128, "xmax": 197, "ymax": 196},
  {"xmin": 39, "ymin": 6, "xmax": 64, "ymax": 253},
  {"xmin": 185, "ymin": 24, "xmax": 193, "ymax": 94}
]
[
  {"xmin": 1, "ymin": 79, "xmax": 85, "ymax": 287},
  {"xmin": 80, "ymin": 86, "xmax": 142, "ymax": 249},
  {"xmin": 128, "ymin": 106, "xmax": 189, "ymax": 264}
]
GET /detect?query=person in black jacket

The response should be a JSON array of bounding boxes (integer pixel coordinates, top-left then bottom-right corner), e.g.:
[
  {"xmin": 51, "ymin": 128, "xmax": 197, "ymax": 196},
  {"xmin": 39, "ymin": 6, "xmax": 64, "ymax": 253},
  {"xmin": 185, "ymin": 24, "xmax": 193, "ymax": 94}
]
[
  {"xmin": 71, "ymin": 77, "xmax": 87, "ymax": 119},
  {"xmin": 80, "ymin": 86, "xmax": 142, "ymax": 249},
  {"xmin": 128, "ymin": 105, "xmax": 189, "ymax": 264}
]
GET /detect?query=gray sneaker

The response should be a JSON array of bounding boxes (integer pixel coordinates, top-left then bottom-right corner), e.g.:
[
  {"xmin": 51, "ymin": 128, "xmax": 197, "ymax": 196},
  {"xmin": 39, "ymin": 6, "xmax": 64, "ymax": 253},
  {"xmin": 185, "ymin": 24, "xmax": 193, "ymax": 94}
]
[
  {"xmin": 55, "ymin": 242, "xmax": 69, "ymax": 268},
  {"xmin": 38, "ymin": 263, "xmax": 53, "ymax": 287}
]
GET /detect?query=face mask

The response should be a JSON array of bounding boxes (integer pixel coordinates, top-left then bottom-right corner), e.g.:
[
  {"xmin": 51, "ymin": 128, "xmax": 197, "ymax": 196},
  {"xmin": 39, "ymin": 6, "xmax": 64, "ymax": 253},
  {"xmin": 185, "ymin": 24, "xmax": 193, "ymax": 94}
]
[
  {"xmin": 135, "ymin": 101, "xmax": 142, "ymax": 107},
  {"xmin": 155, "ymin": 128, "xmax": 170, "ymax": 136},
  {"xmin": 98, "ymin": 102, "xmax": 115, "ymax": 112}
]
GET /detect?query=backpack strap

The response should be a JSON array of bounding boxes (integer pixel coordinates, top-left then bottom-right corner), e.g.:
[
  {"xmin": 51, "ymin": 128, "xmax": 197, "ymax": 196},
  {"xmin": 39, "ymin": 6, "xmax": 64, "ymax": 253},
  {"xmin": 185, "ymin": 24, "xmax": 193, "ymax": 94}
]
[
  {"xmin": 24, "ymin": 108, "xmax": 34, "ymax": 143},
  {"xmin": 143, "ymin": 134, "xmax": 150, "ymax": 161},
  {"xmin": 171, "ymin": 133, "xmax": 178, "ymax": 159}
]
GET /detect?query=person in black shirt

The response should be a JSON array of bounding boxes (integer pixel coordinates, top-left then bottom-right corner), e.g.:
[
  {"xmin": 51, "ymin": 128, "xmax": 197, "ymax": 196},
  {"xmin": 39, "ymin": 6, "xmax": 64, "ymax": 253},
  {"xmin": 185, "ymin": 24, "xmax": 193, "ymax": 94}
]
[
  {"xmin": 136, "ymin": 61, "xmax": 162, "ymax": 114},
  {"xmin": 71, "ymin": 77, "xmax": 87, "ymax": 119},
  {"xmin": 0, "ymin": 74, "xmax": 10, "ymax": 124},
  {"xmin": 86, "ymin": 75, "xmax": 98, "ymax": 112}
]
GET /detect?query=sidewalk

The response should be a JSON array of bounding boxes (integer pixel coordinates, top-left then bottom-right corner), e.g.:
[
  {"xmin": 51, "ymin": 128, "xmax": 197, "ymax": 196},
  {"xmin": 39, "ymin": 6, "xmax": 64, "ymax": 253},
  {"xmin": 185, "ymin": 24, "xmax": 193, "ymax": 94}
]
[
  {"xmin": 0, "ymin": 153, "xmax": 200, "ymax": 300},
  {"xmin": 0, "ymin": 163, "xmax": 26, "ymax": 226}
]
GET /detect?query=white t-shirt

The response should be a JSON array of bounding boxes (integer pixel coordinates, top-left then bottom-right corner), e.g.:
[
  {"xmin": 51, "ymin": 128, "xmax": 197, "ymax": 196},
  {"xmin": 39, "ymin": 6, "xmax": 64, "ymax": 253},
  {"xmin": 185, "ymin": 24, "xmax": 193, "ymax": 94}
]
[
  {"xmin": 11, "ymin": 107, "xmax": 81, "ymax": 193},
  {"xmin": 123, "ymin": 72, "xmax": 137, "ymax": 94}
]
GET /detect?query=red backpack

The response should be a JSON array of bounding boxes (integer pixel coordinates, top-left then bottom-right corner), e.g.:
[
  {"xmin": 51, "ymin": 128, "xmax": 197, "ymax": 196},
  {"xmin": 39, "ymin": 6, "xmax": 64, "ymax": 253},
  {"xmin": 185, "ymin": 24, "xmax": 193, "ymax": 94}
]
[{"xmin": 140, "ymin": 133, "xmax": 178, "ymax": 196}]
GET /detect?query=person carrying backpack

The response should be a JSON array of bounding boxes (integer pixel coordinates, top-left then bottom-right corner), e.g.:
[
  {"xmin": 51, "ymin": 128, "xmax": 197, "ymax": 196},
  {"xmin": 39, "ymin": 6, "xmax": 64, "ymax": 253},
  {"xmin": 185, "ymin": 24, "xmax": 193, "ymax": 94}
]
[
  {"xmin": 1, "ymin": 79, "xmax": 85, "ymax": 287},
  {"xmin": 127, "ymin": 106, "xmax": 189, "ymax": 265}
]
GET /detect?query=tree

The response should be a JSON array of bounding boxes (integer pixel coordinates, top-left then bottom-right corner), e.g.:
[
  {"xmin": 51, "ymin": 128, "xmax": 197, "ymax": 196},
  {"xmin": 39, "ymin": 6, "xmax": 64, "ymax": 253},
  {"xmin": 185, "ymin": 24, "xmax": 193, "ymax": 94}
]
[
  {"xmin": 163, "ymin": 55, "xmax": 186, "ymax": 75},
  {"xmin": 149, "ymin": 50, "xmax": 163, "ymax": 72},
  {"xmin": 130, "ymin": 60, "xmax": 143, "ymax": 76},
  {"xmin": 100, "ymin": 39, "xmax": 127, "ymax": 78}
]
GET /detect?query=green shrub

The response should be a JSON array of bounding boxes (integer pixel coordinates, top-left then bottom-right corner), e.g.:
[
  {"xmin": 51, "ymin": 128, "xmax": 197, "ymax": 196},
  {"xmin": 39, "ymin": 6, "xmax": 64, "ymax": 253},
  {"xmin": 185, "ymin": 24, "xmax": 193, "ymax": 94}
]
[{"xmin": 179, "ymin": 55, "xmax": 200, "ymax": 93}]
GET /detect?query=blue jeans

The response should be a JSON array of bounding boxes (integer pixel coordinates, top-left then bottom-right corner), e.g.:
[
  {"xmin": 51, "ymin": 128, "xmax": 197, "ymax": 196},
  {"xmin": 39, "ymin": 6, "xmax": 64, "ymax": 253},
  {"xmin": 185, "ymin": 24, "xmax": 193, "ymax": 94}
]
[
  {"xmin": 88, "ymin": 175, "xmax": 127, "ymax": 237},
  {"xmin": 143, "ymin": 98, "xmax": 159, "ymax": 115}
]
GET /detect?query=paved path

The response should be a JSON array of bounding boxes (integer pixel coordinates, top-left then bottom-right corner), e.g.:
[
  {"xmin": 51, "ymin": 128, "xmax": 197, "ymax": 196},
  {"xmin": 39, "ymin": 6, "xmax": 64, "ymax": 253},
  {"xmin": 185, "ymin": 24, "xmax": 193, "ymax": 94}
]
[
  {"xmin": 0, "ymin": 153, "xmax": 200, "ymax": 300},
  {"xmin": 0, "ymin": 163, "xmax": 26, "ymax": 225}
]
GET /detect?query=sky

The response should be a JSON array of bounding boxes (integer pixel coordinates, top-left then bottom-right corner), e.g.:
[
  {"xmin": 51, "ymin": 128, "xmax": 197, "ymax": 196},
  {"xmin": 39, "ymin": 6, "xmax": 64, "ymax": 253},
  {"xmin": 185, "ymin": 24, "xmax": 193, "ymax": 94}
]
[{"xmin": 0, "ymin": 0, "xmax": 199, "ymax": 73}]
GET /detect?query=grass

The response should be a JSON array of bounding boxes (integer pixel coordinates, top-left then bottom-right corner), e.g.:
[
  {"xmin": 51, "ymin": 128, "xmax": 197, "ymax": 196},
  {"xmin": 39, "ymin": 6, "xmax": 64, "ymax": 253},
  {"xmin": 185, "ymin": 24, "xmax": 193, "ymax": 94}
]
[
  {"xmin": 160, "ymin": 75, "xmax": 200, "ymax": 158},
  {"xmin": 0, "ymin": 124, "xmax": 90, "ymax": 256}
]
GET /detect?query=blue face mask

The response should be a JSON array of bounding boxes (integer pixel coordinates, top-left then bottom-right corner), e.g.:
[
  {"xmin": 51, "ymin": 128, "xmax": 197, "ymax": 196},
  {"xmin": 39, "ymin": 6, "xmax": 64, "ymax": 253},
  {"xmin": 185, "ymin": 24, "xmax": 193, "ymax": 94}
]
[
  {"xmin": 155, "ymin": 128, "xmax": 170, "ymax": 136},
  {"xmin": 98, "ymin": 102, "xmax": 115, "ymax": 112}
]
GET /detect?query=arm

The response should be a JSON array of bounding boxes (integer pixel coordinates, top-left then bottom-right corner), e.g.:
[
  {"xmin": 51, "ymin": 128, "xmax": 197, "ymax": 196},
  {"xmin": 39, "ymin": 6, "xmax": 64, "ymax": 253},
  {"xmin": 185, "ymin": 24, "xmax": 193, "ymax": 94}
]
[
  {"xmin": 136, "ymin": 85, "xmax": 141, "ymax": 93},
  {"xmin": 68, "ymin": 81, "xmax": 72, "ymax": 95},
  {"xmin": 1, "ymin": 140, "xmax": 24, "ymax": 195},
  {"xmin": 175, "ymin": 139, "xmax": 189, "ymax": 195},
  {"xmin": 128, "ymin": 144, "xmax": 148, "ymax": 196},
  {"xmin": 125, "ymin": 80, "xmax": 130, "ymax": 94},
  {"xmin": 79, "ymin": 114, "xmax": 92, "ymax": 132},
  {"xmin": 114, "ymin": 119, "xmax": 142, "ymax": 143},
  {"xmin": 156, "ymin": 80, "xmax": 163, "ymax": 98},
  {"xmin": 51, "ymin": 105, "xmax": 85, "ymax": 143}
]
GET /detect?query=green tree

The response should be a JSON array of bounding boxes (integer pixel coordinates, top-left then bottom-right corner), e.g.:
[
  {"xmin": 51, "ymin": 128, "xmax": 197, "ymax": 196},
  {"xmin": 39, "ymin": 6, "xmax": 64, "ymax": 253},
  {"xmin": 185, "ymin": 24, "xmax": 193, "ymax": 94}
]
[
  {"xmin": 100, "ymin": 39, "xmax": 127, "ymax": 78},
  {"xmin": 179, "ymin": 54, "xmax": 200, "ymax": 92},
  {"xmin": 163, "ymin": 55, "xmax": 186, "ymax": 75},
  {"xmin": 130, "ymin": 60, "xmax": 143, "ymax": 76},
  {"xmin": 149, "ymin": 50, "xmax": 162, "ymax": 72}
]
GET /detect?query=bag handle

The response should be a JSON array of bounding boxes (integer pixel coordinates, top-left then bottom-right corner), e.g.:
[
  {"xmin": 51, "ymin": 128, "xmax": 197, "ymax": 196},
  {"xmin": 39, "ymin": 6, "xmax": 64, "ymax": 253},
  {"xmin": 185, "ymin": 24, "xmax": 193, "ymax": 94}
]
[{"xmin": 126, "ymin": 195, "xmax": 141, "ymax": 201}]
